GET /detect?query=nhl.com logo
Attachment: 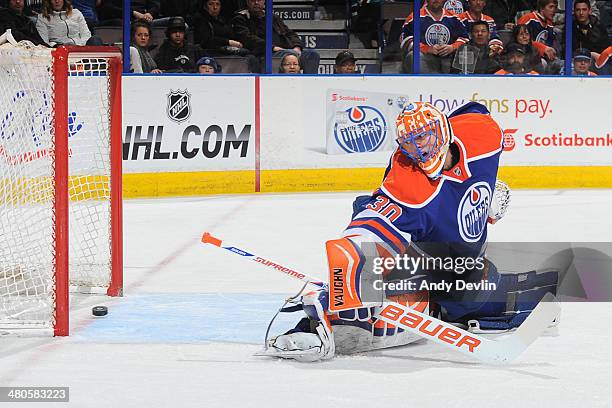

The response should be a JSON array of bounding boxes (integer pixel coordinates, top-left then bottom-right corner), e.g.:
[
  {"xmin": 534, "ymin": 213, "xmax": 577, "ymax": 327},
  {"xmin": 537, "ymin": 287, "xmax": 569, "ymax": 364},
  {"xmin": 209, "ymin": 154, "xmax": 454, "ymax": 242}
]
[
  {"xmin": 167, "ymin": 90, "xmax": 191, "ymax": 123},
  {"xmin": 457, "ymin": 182, "xmax": 491, "ymax": 242},
  {"xmin": 334, "ymin": 106, "xmax": 386, "ymax": 153}
]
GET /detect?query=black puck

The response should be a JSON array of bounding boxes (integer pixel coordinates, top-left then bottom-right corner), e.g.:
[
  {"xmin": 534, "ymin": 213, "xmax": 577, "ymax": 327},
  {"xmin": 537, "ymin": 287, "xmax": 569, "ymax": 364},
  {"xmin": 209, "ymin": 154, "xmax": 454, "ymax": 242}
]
[{"xmin": 92, "ymin": 306, "xmax": 108, "ymax": 317}]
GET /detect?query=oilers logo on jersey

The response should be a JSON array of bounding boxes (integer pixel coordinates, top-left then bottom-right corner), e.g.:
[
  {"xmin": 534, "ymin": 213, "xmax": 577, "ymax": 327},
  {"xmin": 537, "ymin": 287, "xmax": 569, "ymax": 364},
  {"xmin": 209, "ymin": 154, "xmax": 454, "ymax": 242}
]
[
  {"xmin": 535, "ymin": 30, "xmax": 549, "ymax": 44},
  {"xmin": 425, "ymin": 24, "xmax": 451, "ymax": 46},
  {"xmin": 334, "ymin": 106, "xmax": 387, "ymax": 153},
  {"xmin": 458, "ymin": 182, "xmax": 491, "ymax": 242}
]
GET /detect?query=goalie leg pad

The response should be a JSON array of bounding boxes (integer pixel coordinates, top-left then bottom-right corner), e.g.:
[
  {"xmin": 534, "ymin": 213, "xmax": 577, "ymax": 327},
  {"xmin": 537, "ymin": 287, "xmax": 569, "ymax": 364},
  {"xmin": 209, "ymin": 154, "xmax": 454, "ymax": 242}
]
[{"xmin": 326, "ymin": 238, "xmax": 367, "ymax": 312}]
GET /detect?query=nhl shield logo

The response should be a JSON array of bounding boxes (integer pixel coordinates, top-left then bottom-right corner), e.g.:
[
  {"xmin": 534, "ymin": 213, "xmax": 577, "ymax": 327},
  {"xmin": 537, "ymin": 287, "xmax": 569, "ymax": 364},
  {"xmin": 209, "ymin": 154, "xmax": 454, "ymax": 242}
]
[{"xmin": 167, "ymin": 90, "xmax": 191, "ymax": 123}]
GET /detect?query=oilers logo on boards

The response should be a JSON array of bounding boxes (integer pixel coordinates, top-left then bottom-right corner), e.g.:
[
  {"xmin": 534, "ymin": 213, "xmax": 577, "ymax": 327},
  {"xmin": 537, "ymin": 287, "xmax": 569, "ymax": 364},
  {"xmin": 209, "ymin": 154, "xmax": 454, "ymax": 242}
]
[
  {"xmin": 425, "ymin": 24, "xmax": 451, "ymax": 46},
  {"xmin": 334, "ymin": 106, "xmax": 386, "ymax": 153},
  {"xmin": 167, "ymin": 90, "xmax": 191, "ymax": 123},
  {"xmin": 457, "ymin": 182, "xmax": 491, "ymax": 242}
]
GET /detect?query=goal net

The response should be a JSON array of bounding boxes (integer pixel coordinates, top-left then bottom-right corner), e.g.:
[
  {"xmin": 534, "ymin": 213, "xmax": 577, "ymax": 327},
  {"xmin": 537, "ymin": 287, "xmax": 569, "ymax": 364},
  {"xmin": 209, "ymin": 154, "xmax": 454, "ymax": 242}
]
[{"xmin": 0, "ymin": 35, "xmax": 122, "ymax": 336}]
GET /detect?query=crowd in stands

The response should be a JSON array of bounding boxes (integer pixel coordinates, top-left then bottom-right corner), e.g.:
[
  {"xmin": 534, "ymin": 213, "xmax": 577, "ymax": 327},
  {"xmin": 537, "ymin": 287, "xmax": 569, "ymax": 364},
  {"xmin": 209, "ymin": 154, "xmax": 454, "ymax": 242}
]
[
  {"xmin": 0, "ymin": 0, "xmax": 609, "ymax": 75},
  {"xmin": 401, "ymin": 0, "xmax": 610, "ymax": 75}
]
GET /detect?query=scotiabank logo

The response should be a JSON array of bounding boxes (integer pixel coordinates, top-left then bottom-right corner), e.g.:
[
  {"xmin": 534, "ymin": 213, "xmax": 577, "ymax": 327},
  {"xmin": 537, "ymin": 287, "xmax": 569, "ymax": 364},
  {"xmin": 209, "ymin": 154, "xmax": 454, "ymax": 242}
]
[
  {"xmin": 503, "ymin": 128, "xmax": 517, "ymax": 152},
  {"xmin": 525, "ymin": 132, "xmax": 612, "ymax": 147},
  {"xmin": 330, "ymin": 93, "xmax": 367, "ymax": 103},
  {"xmin": 379, "ymin": 304, "xmax": 481, "ymax": 352}
]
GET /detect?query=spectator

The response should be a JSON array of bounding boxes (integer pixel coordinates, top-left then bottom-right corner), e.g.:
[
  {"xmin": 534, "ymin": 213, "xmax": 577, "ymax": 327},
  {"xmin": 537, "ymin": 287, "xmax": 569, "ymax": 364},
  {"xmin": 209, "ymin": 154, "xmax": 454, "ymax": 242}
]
[
  {"xmin": 571, "ymin": 47, "xmax": 597, "ymax": 75},
  {"xmin": 71, "ymin": 0, "xmax": 99, "ymax": 31},
  {"xmin": 509, "ymin": 24, "xmax": 545, "ymax": 73},
  {"xmin": 517, "ymin": 0, "xmax": 557, "ymax": 61},
  {"xmin": 483, "ymin": 0, "xmax": 534, "ymax": 31},
  {"xmin": 194, "ymin": 0, "xmax": 246, "ymax": 55},
  {"xmin": 129, "ymin": 19, "xmax": 162, "ymax": 73},
  {"xmin": 196, "ymin": 55, "xmax": 222, "ymax": 73},
  {"xmin": 35, "ymin": 0, "xmax": 102, "ymax": 46},
  {"xmin": 154, "ymin": 16, "xmax": 198, "ymax": 72},
  {"xmin": 350, "ymin": 0, "xmax": 381, "ymax": 48},
  {"xmin": 232, "ymin": 0, "xmax": 320, "ymax": 73},
  {"xmin": 594, "ymin": 46, "xmax": 611, "ymax": 75},
  {"xmin": 131, "ymin": 0, "xmax": 163, "ymax": 25},
  {"xmin": 494, "ymin": 42, "xmax": 539, "ymax": 74},
  {"xmin": 451, "ymin": 20, "xmax": 501, "ymax": 73},
  {"xmin": 160, "ymin": 0, "xmax": 197, "ymax": 24},
  {"xmin": 400, "ymin": 0, "xmax": 469, "ymax": 74},
  {"xmin": 97, "ymin": 0, "xmax": 122, "ymax": 25},
  {"xmin": 0, "ymin": 0, "xmax": 47, "ymax": 44},
  {"xmin": 567, "ymin": 0, "xmax": 609, "ymax": 58},
  {"xmin": 334, "ymin": 50, "xmax": 358, "ymax": 74},
  {"xmin": 278, "ymin": 52, "xmax": 301, "ymax": 73},
  {"xmin": 458, "ymin": 0, "xmax": 503, "ymax": 56}
]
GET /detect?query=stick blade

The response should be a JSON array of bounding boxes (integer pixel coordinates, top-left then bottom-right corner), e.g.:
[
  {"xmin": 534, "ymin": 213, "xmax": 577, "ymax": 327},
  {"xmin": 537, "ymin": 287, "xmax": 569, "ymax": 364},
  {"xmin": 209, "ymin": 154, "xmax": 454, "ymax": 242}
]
[{"xmin": 488, "ymin": 292, "xmax": 561, "ymax": 364}]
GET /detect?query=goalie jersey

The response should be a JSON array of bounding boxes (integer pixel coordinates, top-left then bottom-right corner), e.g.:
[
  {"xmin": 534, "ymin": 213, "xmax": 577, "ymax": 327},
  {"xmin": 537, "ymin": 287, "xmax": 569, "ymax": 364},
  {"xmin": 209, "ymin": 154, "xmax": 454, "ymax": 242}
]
[{"xmin": 345, "ymin": 102, "xmax": 503, "ymax": 258}]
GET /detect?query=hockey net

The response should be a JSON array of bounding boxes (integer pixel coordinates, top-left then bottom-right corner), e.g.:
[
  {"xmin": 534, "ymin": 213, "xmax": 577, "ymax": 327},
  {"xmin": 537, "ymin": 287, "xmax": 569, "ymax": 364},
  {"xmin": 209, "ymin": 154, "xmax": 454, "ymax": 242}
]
[{"xmin": 0, "ymin": 36, "xmax": 122, "ymax": 336}]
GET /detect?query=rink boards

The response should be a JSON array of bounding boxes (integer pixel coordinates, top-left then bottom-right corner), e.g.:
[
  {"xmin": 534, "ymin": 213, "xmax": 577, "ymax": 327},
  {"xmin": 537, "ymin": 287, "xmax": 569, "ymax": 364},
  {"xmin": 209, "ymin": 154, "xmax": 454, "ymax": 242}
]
[{"xmin": 119, "ymin": 75, "xmax": 612, "ymax": 197}]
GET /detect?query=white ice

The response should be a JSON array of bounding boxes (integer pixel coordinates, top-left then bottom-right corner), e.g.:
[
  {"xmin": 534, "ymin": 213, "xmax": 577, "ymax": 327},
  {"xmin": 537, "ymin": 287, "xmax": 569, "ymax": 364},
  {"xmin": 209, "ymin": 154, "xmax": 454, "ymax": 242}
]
[{"xmin": 1, "ymin": 189, "xmax": 612, "ymax": 408}]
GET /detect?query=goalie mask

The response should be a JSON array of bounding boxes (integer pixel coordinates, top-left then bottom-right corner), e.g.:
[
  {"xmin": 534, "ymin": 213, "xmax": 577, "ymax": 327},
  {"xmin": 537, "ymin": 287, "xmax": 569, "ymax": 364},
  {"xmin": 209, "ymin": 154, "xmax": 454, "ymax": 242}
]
[{"xmin": 395, "ymin": 102, "xmax": 453, "ymax": 179}]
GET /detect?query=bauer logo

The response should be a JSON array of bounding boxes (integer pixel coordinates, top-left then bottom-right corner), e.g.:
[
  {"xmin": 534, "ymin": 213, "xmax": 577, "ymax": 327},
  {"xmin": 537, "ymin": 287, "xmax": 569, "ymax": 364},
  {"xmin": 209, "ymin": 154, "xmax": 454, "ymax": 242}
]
[
  {"xmin": 167, "ymin": 90, "xmax": 191, "ymax": 123},
  {"xmin": 457, "ymin": 182, "xmax": 491, "ymax": 242},
  {"xmin": 333, "ymin": 106, "xmax": 386, "ymax": 153}
]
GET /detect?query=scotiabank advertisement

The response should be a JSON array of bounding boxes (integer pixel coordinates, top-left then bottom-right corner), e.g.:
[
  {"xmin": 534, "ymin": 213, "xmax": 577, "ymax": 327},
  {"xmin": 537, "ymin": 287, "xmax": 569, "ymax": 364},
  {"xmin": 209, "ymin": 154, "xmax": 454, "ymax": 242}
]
[{"xmin": 262, "ymin": 76, "xmax": 612, "ymax": 168}]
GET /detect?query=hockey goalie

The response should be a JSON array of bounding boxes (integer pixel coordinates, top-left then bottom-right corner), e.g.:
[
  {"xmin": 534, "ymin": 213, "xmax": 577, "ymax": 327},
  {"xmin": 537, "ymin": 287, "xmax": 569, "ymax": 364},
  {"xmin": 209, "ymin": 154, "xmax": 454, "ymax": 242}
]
[{"xmin": 262, "ymin": 101, "xmax": 558, "ymax": 362}]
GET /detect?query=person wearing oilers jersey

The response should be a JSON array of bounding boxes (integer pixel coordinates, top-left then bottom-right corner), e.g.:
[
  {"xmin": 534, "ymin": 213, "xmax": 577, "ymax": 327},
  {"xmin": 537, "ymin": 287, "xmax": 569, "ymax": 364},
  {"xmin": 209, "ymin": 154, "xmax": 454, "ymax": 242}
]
[
  {"xmin": 261, "ymin": 101, "xmax": 558, "ymax": 362},
  {"xmin": 517, "ymin": 0, "xmax": 558, "ymax": 63},
  {"xmin": 400, "ymin": 0, "xmax": 469, "ymax": 74},
  {"xmin": 457, "ymin": 0, "xmax": 503, "ymax": 57}
]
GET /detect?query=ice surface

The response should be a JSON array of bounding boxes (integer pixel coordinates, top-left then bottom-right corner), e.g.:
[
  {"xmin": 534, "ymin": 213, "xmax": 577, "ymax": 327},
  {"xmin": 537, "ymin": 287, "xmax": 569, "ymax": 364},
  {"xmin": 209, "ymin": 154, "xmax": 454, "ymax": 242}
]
[{"xmin": 1, "ymin": 190, "xmax": 612, "ymax": 408}]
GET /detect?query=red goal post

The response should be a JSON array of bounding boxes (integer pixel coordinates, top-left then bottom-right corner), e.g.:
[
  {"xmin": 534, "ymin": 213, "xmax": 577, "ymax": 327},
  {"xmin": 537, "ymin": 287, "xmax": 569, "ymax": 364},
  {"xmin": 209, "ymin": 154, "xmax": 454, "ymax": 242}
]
[{"xmin": 0, "ymin": 42, "xmax": 123, "ymax": 336}]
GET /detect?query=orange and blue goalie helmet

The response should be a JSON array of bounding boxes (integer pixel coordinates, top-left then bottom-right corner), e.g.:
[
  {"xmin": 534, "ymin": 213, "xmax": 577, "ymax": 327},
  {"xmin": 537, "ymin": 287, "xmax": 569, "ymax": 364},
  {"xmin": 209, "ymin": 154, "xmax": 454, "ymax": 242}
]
[{"xmin": 395, "ymin": 102, "xmax": 453, "ymax": 179}]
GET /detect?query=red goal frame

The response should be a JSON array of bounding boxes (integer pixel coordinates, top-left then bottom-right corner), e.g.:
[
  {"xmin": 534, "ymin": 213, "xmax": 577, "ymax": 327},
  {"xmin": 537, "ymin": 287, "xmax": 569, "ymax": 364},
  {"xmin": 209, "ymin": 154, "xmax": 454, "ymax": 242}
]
[{"xmin": 52, "ymin": 46, "xmax": 123, "ymax": 336}]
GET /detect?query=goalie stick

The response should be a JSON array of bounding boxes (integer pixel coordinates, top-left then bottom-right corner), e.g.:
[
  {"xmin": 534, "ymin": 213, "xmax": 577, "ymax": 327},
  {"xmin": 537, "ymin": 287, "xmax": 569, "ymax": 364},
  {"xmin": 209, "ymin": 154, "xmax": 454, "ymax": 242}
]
[{"xmin": 201, "ymin": 232, "xmax": 560, "ymax": 364}]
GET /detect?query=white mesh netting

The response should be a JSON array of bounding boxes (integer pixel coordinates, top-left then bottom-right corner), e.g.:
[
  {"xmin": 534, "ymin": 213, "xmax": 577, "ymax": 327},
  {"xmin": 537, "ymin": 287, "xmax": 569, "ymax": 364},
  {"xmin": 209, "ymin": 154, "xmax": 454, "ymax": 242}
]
[{"xmin": 0, "ymin": 41, "xmax": 114, "ymax": 331}]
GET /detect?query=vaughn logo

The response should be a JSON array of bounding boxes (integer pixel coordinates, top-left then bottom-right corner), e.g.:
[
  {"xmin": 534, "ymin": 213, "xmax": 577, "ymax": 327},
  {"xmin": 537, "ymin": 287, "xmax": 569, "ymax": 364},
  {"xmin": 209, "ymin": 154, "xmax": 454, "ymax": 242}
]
[
  {"xmin": 457, "ymin": 182, "xmax": 491, "ymax": 242},
  {"xmin": 167, "ymin": 90, "xmax": 191, "ymax": 123},
  {"xmin": 334, "ymin": 106, "xmax": 386, "ymax": 153}
]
